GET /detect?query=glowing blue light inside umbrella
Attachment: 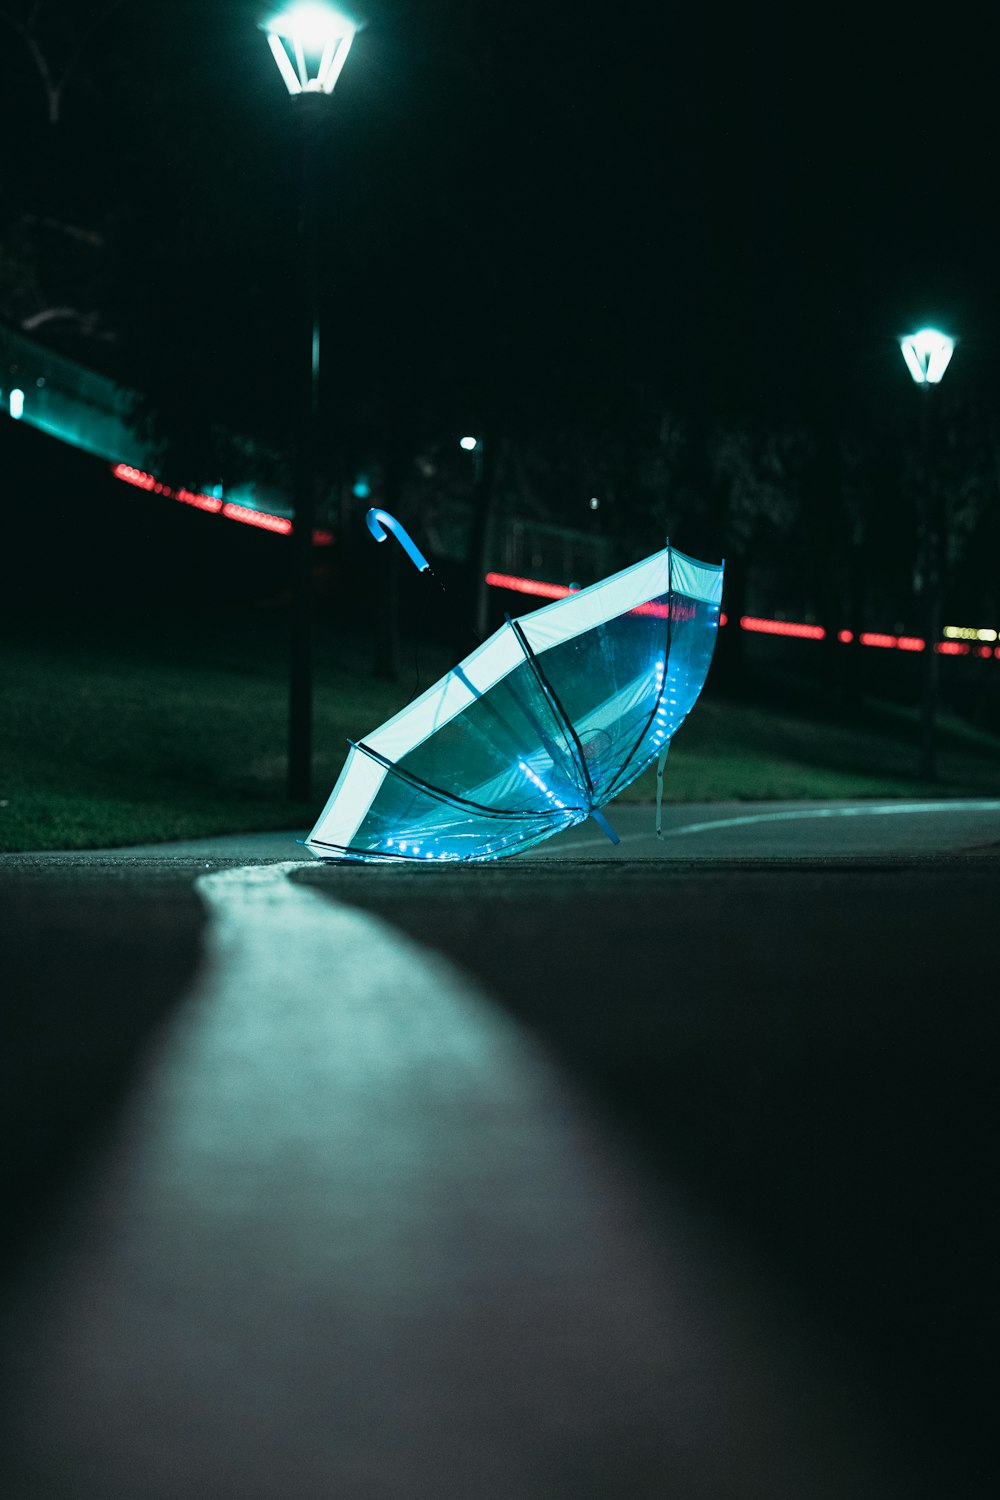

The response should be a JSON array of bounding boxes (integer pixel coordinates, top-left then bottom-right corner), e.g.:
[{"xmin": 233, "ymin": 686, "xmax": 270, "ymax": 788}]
[{"xmin": 519, "ymin": 759, "xmax": 567, "ymax": 809}]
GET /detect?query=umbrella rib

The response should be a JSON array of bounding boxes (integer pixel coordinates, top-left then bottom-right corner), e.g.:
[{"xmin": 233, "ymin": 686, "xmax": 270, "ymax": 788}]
[
  {"xmin": 453, "ymin": 663, "xmax": 583, "ymax": 795},
  {"xmin": 507, "ymin": 616, "xmax": 595, "ymax": 802},
  {"xmin": 450, "ymin": 664, "xmax": 565, "ymax": 773},
  {"xmin": 351, "ymin": 739, "xmax": 566, "ymax": 822},
  {"xmin": 307, "ymin": 837, "xmax": 441, "ymax": 861},
  {"xmin": 603, "ymin": 546, "xmax": 675, "ymax": 800}
]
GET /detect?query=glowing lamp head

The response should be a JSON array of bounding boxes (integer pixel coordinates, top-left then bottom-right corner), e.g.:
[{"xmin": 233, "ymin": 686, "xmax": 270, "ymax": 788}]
[
  {"xmin": 899, "ymin": 327, "xmax": 955, "ymax": 385},
  {"xmin": 459, "ymin": 435, "xmax": 479, "ymax": 451},
  {"xmin": 8, "ymin": 387, "xmax": 24, "ymax": 420},
  {"xmin": 262, "ymin": 3, "xmax": 356, "ymax": 96}
]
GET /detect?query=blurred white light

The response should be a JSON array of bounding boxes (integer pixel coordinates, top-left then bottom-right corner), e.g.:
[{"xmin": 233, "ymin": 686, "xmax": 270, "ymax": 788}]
[
  {"xmin": 900, "ymin": 327, "xmax": 955, "ymax": 384},
  {"xmin": 945, "ymin": 625, "xmax": 998, "ymax": 642},
  {"xmin": 589, "ymin": 496, "xmax": 600, "ymax": 510},
  {"xmin": 9, "ymin": 388, "xmax": 23, "ymax": 420},
  {"xmin": 459, "ymin": 435, "xmax": 479, "ymax": 451}
]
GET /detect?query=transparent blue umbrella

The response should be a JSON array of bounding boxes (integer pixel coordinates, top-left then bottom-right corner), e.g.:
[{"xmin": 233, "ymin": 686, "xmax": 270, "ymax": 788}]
[{"xmin": 307, "ymin": 513, "xmax": 723, "ymax": 863}]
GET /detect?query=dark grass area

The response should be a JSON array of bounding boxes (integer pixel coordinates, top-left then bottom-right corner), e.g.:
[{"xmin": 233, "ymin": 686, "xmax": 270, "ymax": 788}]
[
  {"xmin": 4, "ymin": 607, "xmax": 1000, "ymax": 851},
  {"xmin": 0, "ymin": 609, "xmax": 408, "ymax": 850}
]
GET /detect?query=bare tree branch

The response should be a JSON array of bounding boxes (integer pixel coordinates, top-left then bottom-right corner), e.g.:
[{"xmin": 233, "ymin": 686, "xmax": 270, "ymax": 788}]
[
  {"xmin": 0, "ymin": 0, "xmax": 131, "ymax": 122},
  {"xmin": 0, "ymin": 6, "xmax": 59, "ymax": 119}
]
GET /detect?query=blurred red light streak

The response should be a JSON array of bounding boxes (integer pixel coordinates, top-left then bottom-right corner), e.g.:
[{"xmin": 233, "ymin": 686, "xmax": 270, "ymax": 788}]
[
  {"xmin": 484, "ymin": 571, "xmax": 570, "ymax": 600},
  {"xmin": 112, "ymin": 463, "xmax": 331, "ymax": 544},
  {"xmin": 741, "ymin": 615, "xmax": 826, "ymax": 640},
  {"xmin": 485, "ymin": 573, "xmax": 997, "ymax": 659}
]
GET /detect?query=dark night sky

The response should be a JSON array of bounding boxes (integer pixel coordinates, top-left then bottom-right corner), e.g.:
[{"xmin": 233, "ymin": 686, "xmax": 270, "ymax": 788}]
[{"xmin": 2, "ymin": 0, "xmax": 998, "ymax": 439}]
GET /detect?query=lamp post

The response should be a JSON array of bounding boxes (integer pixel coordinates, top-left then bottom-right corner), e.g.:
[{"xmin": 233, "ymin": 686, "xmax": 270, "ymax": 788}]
[
  {"xmin": 461, "ymin": 434, "xmax": 495, "ymax": 636},
  {"xmin": 262, "ymin": 3, "xmax": 356, "ymax": 801},
  {"xmin": 460, "ymin": 433, "xmax": 483, "ymax": 474},
  {"xmin": 899, "ymin": 326, "xmax": 955, "ymax": 781}
]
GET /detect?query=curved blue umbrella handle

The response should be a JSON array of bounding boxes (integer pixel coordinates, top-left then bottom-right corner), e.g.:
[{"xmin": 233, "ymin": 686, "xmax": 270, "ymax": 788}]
[{"xmin": 366, "ymin": 508, "xmax": 430, "ymax": 572}]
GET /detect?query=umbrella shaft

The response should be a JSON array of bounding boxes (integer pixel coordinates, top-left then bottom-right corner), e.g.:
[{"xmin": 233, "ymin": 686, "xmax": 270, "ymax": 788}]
[{"xmin": 589, "ymin": 809, "xmax": 620, "ymax": 845}]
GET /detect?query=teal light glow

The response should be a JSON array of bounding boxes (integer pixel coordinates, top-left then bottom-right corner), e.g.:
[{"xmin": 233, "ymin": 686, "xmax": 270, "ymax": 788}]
[
  {"xmin": 8, "ymin": 388, "xmax": 24, "ymax": 419},
  {"xmin": 900, "ymin": 327, "xmax": 955, "ymax": 385},
  {"xmin": 263, "ymin": 4, "xmax": 357, "ymax": 96},
  {"xmin": 352, "ymin": 475, "xmax": 371, "ymax": 498}
]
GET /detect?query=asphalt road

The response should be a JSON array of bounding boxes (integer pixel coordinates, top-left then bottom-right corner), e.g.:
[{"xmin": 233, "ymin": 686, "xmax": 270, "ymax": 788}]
[
  {"xmin": 1, "ymin": 801, "xmax": 998, "ymax": 1498},
  {"xmin": 13, "ymin": 794, "xmax": 1000, "ymax": 865}
]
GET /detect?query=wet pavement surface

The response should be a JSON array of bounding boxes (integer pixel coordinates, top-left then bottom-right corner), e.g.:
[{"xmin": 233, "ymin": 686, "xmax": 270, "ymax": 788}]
[{"xmin": 1, "ymin": 803, "xmax": 998, "ymax": 1497}]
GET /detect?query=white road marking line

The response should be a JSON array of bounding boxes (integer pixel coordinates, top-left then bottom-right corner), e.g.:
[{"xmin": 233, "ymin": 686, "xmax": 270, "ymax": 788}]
[
  {"xmin": 9, "ymin": 861, "xmax": 787, "ymax": 1495},
  {"xmin": 669, "ymin": 800, "xmax": 1000, "ymax": 836},
  {"xmin": 537, "ymin": 800, "xmax": 1000, "ymax": 852}
]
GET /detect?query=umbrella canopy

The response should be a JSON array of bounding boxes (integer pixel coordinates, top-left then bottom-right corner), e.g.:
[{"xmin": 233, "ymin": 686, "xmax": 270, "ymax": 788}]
[{"xmin": 307, "ymin": 542, "xmax": 723, "ymax": 862}]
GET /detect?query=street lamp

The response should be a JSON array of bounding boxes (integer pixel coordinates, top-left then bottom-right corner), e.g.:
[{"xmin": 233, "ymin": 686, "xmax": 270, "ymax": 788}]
[
  {"xmin": 900, "ymin": 326, "xmax": 956, "ymax": 781},
  {"xmin": 460, "ymin": 435, "xmax": 493, "ymax": 634},
  {"xmin": 900, "ymin": 328, "xmax": 955, "ymax": 387},
  {"xmin": 262, "ymin": 3, "xmax": 357, "ymax": 802},
  {"xmin": 459, "ymin": 433, "xmax": 483, "ymax": 479},
  {"xmin": 264, "ymin": 3, "xmax": 356, "ymax": 95}
]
